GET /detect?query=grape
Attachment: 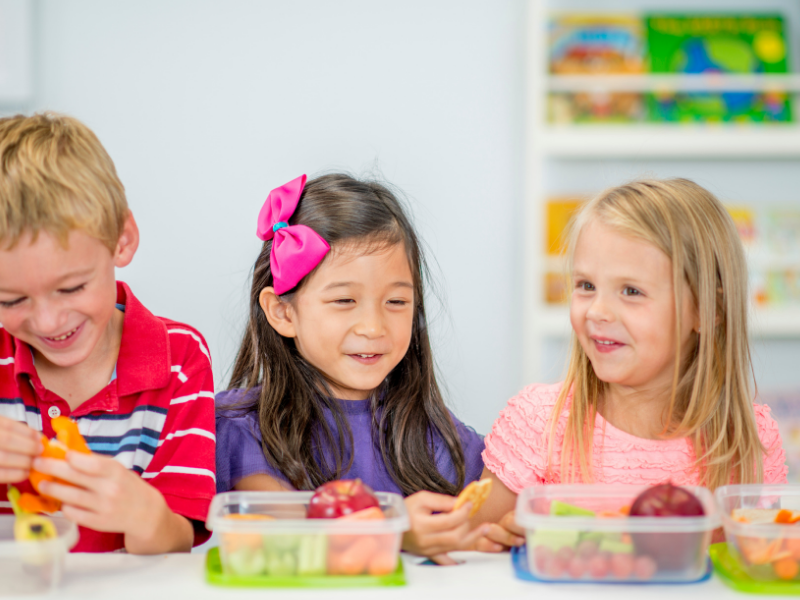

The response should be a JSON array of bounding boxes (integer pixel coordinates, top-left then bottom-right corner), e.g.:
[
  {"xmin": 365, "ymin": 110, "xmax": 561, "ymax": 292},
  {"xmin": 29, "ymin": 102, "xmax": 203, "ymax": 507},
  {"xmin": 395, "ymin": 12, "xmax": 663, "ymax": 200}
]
[
  {"xmin": 544, "ymin": 555, "xmax": 566, "ymax": 578},
  {"xmin": 634, "ymin": 555, "xmax": 658, "ymax": 580},
  {"xmin": 533, "ymin": 545, "xmax": 553, "ymax": 573},
  {"xmin": 568, "ymin": 556, "xmax": 588, "ymax": 579},
  {"xmin": 556, "ymin": 546, "xmax": 575, "ymax": 563},
  {"xmin": 610, "ymin": 553, "xmax": 634, "ymax": 579},
  {"xmin": 576, "ymin": 539, "xmax": 599, "ymax": 559},
  {"xmin": 588, "ymin": 553, "xmax": 610, "ymax": 578}
]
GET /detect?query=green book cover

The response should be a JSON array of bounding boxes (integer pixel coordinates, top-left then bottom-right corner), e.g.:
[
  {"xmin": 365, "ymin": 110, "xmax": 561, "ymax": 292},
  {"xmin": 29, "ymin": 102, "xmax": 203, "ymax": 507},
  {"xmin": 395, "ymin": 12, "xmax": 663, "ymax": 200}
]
[{"xmin": 645, "ymin": 14, "xmax": 792, "ymax": 123}]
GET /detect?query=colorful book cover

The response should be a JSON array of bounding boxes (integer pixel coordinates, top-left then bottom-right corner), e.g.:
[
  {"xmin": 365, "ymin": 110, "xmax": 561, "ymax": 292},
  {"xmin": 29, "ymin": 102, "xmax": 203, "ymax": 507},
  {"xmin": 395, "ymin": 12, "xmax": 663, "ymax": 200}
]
[
  {"xmin": 544, "ymin": 271, "xmax": 569, "ymax": 305},
  {"xmin": 549, "ymin": 15, "xmax": 645, "ymax": 123},
  {"xmin": 646, "ymin": 14, "xmax": 792, "ymax": 123},
  {"xmin": 545, "ymin": 198, "xmax": 584, "ymax": 255},
  {"xmin": 727, "ymin": 206, "xmax": 757, "ymax": 246}
]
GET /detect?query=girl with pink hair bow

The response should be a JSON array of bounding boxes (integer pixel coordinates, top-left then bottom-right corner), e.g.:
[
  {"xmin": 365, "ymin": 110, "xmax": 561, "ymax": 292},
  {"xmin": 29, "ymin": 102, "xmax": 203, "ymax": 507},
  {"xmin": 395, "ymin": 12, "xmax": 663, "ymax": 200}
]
[{"xmin": 216, "ymin": 173, "xmax": 488, "ymax": 564}]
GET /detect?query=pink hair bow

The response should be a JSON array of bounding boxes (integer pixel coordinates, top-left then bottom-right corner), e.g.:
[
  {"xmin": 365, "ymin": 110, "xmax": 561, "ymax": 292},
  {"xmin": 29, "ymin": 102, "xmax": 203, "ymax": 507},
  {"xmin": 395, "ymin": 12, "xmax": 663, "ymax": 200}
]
[{"xmin": 256, "ymin": 174, "xmax": 330, "ymax": 295}]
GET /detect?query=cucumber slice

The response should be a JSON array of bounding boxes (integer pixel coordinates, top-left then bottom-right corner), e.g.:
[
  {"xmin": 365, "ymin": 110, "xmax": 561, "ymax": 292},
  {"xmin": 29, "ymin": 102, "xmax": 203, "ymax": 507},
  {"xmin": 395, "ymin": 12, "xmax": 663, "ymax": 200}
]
[
  {"xmin": 550, "ymin": 500, "xmax": 596, "ymax": 517},
  {"xmin": 227, "ymin": 547, "xmax": 267, "ymax": 576},
  {"xmin": 298, "ymin": 534, "xmax": 328, "ymax": 576},
  {"xmin": 599, "ymin": 538, "xmax": 634, "ymax": 554}
]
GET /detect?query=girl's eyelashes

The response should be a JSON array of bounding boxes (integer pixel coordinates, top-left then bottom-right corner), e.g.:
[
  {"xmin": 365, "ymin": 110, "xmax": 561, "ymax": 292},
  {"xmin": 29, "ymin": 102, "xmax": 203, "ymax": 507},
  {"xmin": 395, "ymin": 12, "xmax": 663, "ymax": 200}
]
[
  {"xmin": 387, "ymin": 299, "xmax": 409, "ymax": 306},
  {"xmin": 575, "ymin": 280, "xmax": 595, "ymax": 292},
  {"xmin": 332, "ymin": 298, "xmax": 355, "ymax": 305},
  {"xmin": 622, "ymin": 286, "xmax": 642, "ymax": 297}
]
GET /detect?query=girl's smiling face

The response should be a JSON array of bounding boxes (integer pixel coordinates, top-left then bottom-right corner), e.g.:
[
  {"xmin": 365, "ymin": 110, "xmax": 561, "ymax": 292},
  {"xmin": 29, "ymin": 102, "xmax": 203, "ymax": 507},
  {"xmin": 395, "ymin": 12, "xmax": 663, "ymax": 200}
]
[
  {"xmin": 570, "ymin": 220, "xmax": 699, "ymax": 394},
  {"xmin": 261, "ymin": 242, "xmax": 415, "ymax": 400}
]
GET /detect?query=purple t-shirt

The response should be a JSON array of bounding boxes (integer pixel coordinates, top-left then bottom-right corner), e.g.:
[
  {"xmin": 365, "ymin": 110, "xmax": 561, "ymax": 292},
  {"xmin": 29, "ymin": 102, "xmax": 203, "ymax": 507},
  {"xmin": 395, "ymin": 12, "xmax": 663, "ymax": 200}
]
[{"xmin": 215, "ymin": 387, "xmax": 485, "ymax": 494}]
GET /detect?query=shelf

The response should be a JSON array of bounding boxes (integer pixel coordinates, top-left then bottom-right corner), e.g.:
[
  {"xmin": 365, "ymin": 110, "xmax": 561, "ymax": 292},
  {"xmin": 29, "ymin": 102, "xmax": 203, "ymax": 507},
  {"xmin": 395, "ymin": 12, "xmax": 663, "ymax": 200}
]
[
  {"xmin": 535, "ymin": 306, "xmax": 800, "ymax": 339},
  {"xmin": 548, "ymin": 74, "xmax": 800, "ymax": 93},
  {"xmin": 540, "ymin": 125, "xmax": 800, "ymax": 159}
]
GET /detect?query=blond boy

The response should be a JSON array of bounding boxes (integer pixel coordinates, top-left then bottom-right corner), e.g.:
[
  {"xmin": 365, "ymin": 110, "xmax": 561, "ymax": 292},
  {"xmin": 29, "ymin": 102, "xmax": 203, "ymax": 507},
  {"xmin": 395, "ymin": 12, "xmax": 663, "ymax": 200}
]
[{"xmin": 0, "ymin": 113, "xmax": 215, "ymax": 553}]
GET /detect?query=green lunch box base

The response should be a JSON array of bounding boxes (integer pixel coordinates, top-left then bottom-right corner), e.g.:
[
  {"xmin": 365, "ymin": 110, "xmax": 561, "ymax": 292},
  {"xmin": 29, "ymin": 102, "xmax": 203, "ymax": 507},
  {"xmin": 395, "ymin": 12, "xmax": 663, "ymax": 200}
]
[
  {"xmin": 710, "ymin": 542, "xmax": 800, "ymax": 595},
  {"xmin": 205, "ymin": 547, "xmax": 406, "ymax": 588}
]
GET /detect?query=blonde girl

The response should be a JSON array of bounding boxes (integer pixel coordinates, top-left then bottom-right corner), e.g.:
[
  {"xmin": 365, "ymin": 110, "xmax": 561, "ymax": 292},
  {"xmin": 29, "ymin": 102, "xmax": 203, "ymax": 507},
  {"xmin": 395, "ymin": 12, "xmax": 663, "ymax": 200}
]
[{"xmin": 472, "ymin": 178, "xmax": 787, "ymax": 551}]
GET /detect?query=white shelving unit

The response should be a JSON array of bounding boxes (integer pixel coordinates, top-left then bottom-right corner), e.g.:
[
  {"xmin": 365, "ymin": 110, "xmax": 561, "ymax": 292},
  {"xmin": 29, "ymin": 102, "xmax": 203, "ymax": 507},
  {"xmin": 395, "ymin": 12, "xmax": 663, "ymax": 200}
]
[{"xmin": 523, "ymin": 0, "xmax": 800, "ymax": 384}]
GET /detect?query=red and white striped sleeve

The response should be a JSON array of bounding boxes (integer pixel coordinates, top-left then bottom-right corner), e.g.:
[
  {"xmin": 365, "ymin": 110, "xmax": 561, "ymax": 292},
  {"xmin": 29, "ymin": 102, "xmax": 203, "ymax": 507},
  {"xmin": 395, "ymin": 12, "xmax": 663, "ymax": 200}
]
[{"xmin": 142, "ymin": 327, "xmax": 216, "ymax": 542}]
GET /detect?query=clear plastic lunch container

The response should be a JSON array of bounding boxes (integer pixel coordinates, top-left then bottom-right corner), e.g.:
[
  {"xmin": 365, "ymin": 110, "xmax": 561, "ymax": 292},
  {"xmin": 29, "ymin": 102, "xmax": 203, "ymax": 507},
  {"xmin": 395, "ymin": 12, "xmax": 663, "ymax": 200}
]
[
  {"xmin": 515, "ymin": 484, "xmax": 719, "ymax": 583},
  {"xmin": 206, "ymin": 491, "xmax": 410, "ymax": 580},
  {"xmin": 716, "ymin": 484, "xmax": 800, "ymax": 582},
  {"xmin": 0, "ymin": 515, "xmax": 78, "ymax": 595}
]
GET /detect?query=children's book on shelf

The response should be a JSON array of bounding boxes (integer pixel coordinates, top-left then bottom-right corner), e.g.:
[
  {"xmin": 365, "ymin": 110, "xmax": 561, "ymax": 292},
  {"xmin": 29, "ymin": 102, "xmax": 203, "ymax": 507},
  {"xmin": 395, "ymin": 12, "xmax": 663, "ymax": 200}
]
[
  {"xmin": 544, "ymin": 198, "xmax": 584, "ymax": 304},
  {"xmin": 547, "ymin": 12, "xmax": 794, "ymax": 124},
  {"xmin": 725, "ymin": 204, "xmax": 800, "ymax": 307},
  {"xmin": 646, "ymin": 14, "xmax": 792, "ymax": 123},
  {"xmin": 548, "ymin": 14, "xmax": 645, "ymax": 124}
]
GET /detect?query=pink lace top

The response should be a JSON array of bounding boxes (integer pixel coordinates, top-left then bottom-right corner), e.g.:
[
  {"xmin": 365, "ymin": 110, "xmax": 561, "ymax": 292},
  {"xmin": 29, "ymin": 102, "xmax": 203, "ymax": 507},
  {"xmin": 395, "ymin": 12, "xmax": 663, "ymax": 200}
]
[{"xmin": 483, "ymin": 382, "xmax": 788, "ymax": 492}]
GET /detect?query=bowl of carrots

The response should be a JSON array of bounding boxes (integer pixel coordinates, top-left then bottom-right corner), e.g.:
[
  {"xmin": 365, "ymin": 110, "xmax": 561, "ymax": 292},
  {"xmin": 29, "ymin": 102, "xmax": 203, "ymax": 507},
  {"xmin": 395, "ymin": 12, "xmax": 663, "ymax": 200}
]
[{"xmin": 717, "ymin": 485, "xmax": 800, "ymax": 581}]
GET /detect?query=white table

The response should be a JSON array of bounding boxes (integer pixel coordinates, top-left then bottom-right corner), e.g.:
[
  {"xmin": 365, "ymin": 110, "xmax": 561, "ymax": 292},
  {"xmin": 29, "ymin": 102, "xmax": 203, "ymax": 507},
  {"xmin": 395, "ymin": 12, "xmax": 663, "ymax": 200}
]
[{"xmin": 6, "ymin": 551, "xmax": 764, "ymax": 600}]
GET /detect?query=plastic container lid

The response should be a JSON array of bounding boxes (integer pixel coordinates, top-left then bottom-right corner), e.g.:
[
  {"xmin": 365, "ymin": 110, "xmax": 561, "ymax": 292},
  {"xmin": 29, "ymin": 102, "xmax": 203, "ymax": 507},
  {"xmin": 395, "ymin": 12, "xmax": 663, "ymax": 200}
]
[
  {"xmin": 0, "ymin": 514, "xmax": 78, "ymax": 558},
  {"xmin": 516, "ymin": 484, "xmax": 720, "ymax": 533},
  {"xmin": 717, "ymin": 484, "xmax": 800, "ymax": 540},
  {"xmin": 206, "ymin": 491, "xmax": 410, "ymax": 535}
]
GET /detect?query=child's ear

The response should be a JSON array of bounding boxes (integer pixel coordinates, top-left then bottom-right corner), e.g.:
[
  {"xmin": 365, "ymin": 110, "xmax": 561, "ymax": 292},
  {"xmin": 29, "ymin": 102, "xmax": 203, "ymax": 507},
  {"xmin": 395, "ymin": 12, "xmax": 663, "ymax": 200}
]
[
  {"xmin": 259, "ymin": 287, "xmax": 297, "ymax": 338},
  {"xmin": 113, "ymin": 211, "xmax": 140, "ymax": 268}
]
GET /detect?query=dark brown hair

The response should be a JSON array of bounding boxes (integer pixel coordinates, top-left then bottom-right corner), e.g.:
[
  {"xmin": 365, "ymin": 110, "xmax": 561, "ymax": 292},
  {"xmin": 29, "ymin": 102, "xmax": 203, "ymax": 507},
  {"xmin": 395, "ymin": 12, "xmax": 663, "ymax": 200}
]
[{"xmin": 227, "ymin": 173, "xmax": 466, "ymax": 495}]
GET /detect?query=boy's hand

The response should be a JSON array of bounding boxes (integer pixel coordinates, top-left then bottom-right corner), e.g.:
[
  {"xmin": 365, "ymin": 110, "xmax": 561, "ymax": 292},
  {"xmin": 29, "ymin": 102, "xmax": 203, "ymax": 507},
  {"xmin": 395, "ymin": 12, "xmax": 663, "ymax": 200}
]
[
  {"xmin": 402, "ymin": 491, "xmax": 490, "ymax": 565},
  {"xmin": 473, "ymin": 509, "xmax": 525, "ymax": 553},
  {"xmin": 0, "ymin": 417, "xmax": 42, "ymax": 483},
  {"xmin": 34, "ymin": 451, "xmax": 193, "ymax": 553}
]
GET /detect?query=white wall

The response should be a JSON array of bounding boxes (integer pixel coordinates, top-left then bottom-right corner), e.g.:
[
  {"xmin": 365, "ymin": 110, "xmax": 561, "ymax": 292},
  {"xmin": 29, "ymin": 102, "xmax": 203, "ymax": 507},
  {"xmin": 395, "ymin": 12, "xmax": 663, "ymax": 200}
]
[{"xmin": 24, "ymin": 0, "xmax": 526, "ymax": 434}]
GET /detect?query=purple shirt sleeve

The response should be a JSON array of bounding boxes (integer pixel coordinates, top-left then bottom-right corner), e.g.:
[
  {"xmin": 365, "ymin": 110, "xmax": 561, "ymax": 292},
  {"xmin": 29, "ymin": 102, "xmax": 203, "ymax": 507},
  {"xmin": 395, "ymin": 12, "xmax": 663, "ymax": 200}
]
[
  {"xmin": 429, "ymin": 410, "xmax": 485, "ymax": 488},
  {"xmin": 215, "ymin": 389, "xmax": 292, "ymax": 492}
]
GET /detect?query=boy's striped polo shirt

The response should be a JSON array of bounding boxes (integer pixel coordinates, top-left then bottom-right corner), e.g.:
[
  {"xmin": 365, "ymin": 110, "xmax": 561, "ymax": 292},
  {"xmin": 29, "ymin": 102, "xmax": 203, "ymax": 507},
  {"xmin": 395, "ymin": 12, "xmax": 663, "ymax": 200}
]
[{"xmin": 0, "ymin": 281, "xmax": 216, "ymax": 552}]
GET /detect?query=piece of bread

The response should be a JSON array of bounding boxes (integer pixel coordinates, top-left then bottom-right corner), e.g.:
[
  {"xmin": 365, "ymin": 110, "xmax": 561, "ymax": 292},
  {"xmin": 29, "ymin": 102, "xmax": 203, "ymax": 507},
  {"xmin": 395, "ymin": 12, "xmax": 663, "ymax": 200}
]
[
  {"xmin": 731, "ymin": 508, "xmax": 781, "ymax": 524},
  {"xmin": 453, "ymin": 478, "xmax": 493, "ymax": 516}
]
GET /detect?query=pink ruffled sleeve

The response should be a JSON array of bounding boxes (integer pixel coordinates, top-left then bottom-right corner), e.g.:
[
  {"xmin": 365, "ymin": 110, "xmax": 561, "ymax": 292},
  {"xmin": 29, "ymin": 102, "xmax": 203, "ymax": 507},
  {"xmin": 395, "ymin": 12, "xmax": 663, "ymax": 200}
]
[
  {"xmin": 755, "ymin": 403, "xmax": 788, "ymax": 484},
  {"xmin": 482, "ymin": 382, "xmax": 565, "ymax": 493}
]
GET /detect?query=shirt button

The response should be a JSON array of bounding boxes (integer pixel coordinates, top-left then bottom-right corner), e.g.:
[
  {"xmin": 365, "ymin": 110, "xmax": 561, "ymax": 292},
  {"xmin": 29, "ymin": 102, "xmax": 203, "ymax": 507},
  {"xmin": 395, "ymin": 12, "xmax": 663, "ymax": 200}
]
[{"xmin": 47, "ymin": 406, "xmax": 61, "ymax": 419}]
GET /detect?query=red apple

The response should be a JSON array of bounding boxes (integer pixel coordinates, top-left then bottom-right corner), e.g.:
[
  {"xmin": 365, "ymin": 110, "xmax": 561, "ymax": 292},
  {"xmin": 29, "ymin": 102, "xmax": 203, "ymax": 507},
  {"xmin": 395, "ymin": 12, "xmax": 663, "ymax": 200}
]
[
  {"xmin": 307, "ymin": 479, "xmax": 380, "ymax": 519},
  {"xmin": 629, "ymin": 482, "xmax": 705, "ymax": 572}
]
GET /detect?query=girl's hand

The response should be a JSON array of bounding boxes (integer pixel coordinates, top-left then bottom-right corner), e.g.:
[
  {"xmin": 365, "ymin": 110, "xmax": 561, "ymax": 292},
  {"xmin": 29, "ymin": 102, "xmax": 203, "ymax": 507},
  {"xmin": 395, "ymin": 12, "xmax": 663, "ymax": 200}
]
[
  {"xmin": 402, "ymin": 490, "xmax": 490, "ymax": 565},
  {"xmin": 473, "ymin": 509, "xmax": 525, "ymax": 552},
  {"xmin": 0, "ymin": 417, "xmax": 42, "ymax": 483},
  {"xmin": 34, "ymin": 451, "xmax": 193, "ymax": 554}
]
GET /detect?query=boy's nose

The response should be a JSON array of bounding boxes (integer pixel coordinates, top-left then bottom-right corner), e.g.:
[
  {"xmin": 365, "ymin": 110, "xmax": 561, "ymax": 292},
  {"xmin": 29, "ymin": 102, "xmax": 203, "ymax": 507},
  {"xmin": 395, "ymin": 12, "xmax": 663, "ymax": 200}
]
[{"xmin": 29, "ymin": 302, "xmax": 67, "ymax": 335}]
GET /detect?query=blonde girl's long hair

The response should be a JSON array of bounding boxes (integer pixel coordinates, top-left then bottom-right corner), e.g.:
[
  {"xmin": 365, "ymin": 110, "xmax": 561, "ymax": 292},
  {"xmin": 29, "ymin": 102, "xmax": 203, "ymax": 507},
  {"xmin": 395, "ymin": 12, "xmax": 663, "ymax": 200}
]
[{"xmin": 549, "ymin": 178, "xmax": 763, "ymax": 490}]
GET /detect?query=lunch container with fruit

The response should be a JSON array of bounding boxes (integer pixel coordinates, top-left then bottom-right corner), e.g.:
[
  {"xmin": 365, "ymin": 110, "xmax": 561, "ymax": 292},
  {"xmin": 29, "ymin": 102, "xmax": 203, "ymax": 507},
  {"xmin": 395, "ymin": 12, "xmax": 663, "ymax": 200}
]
[
  {"xmin": 0, "ymin": 514, "xmax": 78, "ymax": 595},
  {"xmin": 515, "ymin": 483, "xmax": 719, "ymax": 583},
  {"xmin": 205, "ymin": 487, "xmax": 409, "ymax": 587},
  {"xmin": 715, "ymin": 484, "xmax": 800, "ymax": 587}
]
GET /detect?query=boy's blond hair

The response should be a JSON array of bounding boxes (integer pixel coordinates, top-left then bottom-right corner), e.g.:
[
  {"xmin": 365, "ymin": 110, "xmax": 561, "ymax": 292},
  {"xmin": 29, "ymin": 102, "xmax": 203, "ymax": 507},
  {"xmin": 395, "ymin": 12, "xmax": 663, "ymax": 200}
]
[
  {"xmin": 550, "ymin": 178, "xmax": 762, "ymax": 490},
  {"xmin": 0, "ymin": 112, "xmax": 128, "ymax": 252}
]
